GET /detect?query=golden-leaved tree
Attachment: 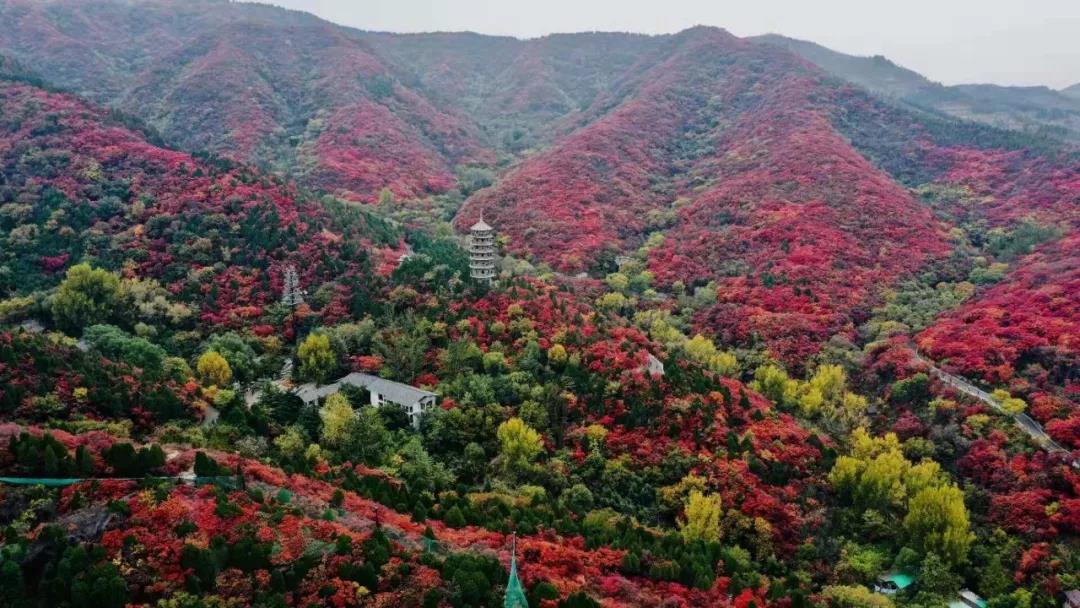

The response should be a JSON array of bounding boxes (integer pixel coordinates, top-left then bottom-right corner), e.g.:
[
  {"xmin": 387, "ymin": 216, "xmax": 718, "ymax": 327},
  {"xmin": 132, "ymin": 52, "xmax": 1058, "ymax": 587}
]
[
  {"xmin": 298, "ymin": 332, "xmax": 336, "ymax": 383},
  {"xmin": 196, "ymin": 350, "xmax": 232, "ymax": 388},
  {"xmin": 679, "ymin": 490, "xmax": 723, "ymax": 544},
  {"xmin": 319, "ymin": 392, "xmax": 355, "ymax": 449},
  {"xmin": 829, "ymin": 428, "xmax": 973, "ymax": 566}
]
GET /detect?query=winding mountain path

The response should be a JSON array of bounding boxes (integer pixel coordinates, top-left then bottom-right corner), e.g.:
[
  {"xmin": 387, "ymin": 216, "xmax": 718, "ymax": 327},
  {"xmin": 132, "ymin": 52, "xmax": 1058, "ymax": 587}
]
[{"xmin": 911, "ymin": 349, "xmax": 1078, "ymax": 465}]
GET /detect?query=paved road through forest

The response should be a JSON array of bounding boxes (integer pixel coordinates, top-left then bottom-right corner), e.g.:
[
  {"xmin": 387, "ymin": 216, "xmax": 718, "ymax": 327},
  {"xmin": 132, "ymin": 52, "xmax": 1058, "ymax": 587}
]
[{"xmin": 911, "ymin": 349, "xmax": 1078, "ymax": 466}]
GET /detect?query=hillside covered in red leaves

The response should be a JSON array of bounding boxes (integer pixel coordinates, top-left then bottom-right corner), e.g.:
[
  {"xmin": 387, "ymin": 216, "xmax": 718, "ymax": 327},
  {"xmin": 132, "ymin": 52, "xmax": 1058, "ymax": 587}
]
[
  {"xmin": 459, "ymin": 28, "xmax": 955, "ymax": 365},
  {"xmin": 5, "ymin": 0, "xmax": 1077, "ymax": 368},
  {"xmin": 916, "ymin": 233, "xmax": 1079, "ymax": 386},
  {"xmin": 0, "ymin": 2, "xmax": 1079, "ymax": 607},
  {"xmin": 831, "ymin": 83, "xmax": 1080, "ymax": 395},
  {"xmin": 0, "ymin": 423, "xmax": 741, "ymax": 607},
  {"xmin": 0, "ymin": 0, "xmax": 492, "ymax": 203},
  {"xmin": 0, "ymin": 78, "xmax": 402, "ymax": 330},
  {"xmin": 0, "ymin": 71, "xmax": 831, "ymax": 607}
]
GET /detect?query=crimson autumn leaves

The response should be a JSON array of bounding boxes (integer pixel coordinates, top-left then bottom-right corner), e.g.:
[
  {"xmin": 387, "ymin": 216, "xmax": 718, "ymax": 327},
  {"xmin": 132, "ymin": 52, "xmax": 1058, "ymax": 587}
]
[{"xmin": 0, "ymin": 1, "xmax": 1078, "ymax": 608}]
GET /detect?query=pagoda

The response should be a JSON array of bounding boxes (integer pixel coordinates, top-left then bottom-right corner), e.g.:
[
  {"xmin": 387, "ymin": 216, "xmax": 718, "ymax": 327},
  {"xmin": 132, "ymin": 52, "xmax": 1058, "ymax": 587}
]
[
  {"xmin": 468, "ymin": 214, "xmax": 497, "ymax": 284},
  {"xmin": 281, "ymin": 264, "xmax": 305, "ymax": 307},
  {"xmin": 504, "ymin": 533, "xmax": 528, "ymax": 608}
]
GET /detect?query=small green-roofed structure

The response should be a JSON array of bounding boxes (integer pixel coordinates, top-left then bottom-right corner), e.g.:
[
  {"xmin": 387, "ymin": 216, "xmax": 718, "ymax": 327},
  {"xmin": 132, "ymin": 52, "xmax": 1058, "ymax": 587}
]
[
  {"xmin": 876, "ymin": 574, "xmax": 911, "ymax": 591},
  {"xmin": 872, "ymin": 570, "xmax": 915, "ymax": 596}
]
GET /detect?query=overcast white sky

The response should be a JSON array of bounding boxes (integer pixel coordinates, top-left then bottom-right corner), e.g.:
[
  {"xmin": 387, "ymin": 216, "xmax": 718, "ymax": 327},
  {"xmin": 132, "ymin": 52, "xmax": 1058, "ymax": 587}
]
[{"xmin": 265, "ymin": 0, "xmax": 1080, "ymax": 89}]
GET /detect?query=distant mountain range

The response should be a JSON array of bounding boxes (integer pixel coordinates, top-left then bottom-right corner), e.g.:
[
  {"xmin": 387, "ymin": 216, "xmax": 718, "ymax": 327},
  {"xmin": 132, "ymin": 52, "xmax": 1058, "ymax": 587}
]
[{"xmin": 754, "ymin": 34, "xmax": 1080, "ymax": 142}]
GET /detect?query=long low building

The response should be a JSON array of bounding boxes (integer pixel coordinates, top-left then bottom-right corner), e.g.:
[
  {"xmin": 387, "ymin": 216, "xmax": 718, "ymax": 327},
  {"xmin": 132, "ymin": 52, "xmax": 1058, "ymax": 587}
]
[{"xmin": 292, "ymin": 372, "xmax": 438, "ymax": 430}]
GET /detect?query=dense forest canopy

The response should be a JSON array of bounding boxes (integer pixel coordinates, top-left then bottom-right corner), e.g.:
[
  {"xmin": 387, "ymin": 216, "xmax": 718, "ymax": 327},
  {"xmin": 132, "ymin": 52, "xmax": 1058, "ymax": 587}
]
[{"xmin": 0, "ymin": 1, "xmax": 1077, "ymax": 607}]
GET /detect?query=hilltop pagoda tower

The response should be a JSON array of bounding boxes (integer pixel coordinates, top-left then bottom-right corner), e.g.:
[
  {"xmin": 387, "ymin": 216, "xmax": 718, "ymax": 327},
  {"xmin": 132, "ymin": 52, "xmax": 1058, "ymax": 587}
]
[{"xmin": 468, "ymin": 214, "xmax": 497, "ymax": 284}]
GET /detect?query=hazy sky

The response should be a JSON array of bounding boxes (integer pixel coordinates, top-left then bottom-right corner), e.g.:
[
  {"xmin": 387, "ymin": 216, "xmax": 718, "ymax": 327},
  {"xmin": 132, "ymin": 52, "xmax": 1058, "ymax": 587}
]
[{"xmin": 266, "ymin": 0, "xmax": 1080, "ymax": 89}]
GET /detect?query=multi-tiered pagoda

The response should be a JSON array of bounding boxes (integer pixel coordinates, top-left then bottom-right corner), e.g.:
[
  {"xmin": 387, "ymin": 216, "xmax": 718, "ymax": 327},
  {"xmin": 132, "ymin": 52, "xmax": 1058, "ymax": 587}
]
[
  {"xmin": 468, "ymin": 214, "xmax": 497, "ymax": 284},
  {"xmin": 281, "ymin": 264, "xmax": 305, "ymax": 307}
]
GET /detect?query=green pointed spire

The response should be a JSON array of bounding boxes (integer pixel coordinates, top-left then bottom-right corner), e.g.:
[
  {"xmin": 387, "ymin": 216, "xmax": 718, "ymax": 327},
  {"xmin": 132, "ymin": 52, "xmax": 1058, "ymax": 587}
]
[{"xmin": 504, "ymin": 533, "xmax": 528, "ymax": 608}]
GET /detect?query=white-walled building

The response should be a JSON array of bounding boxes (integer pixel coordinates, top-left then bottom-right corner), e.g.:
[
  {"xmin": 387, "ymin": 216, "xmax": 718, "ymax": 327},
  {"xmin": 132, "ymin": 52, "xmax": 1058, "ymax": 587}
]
[{"xmin": 293, "ymin": 372, "xmax": 437, "ymax": 430}]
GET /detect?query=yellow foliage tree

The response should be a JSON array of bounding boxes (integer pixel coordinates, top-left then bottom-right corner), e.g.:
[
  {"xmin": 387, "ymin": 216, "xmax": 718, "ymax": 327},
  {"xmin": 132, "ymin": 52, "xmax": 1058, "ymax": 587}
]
[
  {"xmin": 829, "ymin": 428, "xmax": 944, "ymax": 509},
  {"xmin": 822, "ymin": 585, "xmax": 895, "ymax": 608},
  {"xmin": 196, "ymin": 351, "xmax": 232, "ymax": 387},
  {"xmin": 903, "ymin": 484, "xmax": 973, "ymax": 566},
  {"xmin": 752, "ymin": 365, "xmax": 798, "ymax": 407},
  {"xmin": 685, "ymin": 334, "xmax": 739, "ymax": 377},
  {"xmin": 858, "ymin": 449, "xmax": 909, "ymax": 507},
  {"xmin": 497, "ymin": 417, "xmax": 543, "ymax": 475},
  {"xmin": 597, "ymin": 292, "xmax": 628, "ymax": 310},
  {"xmin": 799, "ymin": 386, "xmax": 825, "ymax": 416},
  {"xmin": 584, "ymin": 424, "xmax": 609, "ymax": 449},
  {"xmin": 679, "ymin": 490, "xmax": 723, "ymax": 544},
  {"xmin": 605, "ymin": 272, "xmax": 630, "ymax": 293},
  {"xmin": 712, "ymin": 351, "xmax": 739, "ymax": 377},
  {"xmin": 905, "ymin": 460, "xmax": 944, "ymax": 498},
  {"xmin": 319, "ymin": 392, "xmax": 355, "ymax": 449},
  {"xmin": 806, "ymin": 364, "xmax": 847, "ymax": 404},
  {"xmin": 658, "ymin": 474, "xmax": 709, "ymax": 516},
  {"xmin": 781, "ymin": 364, "xmax": 870, "ymax": 429},
  {"xmin": 643, "ymin": 314, "xmax": 684, "ymax": 346},
  {"xmin": 298, "ymin": 332, "xmax": 336, "ymax": 383},
  {"xmin": 547, "ymin": 344, "xmax": 568, "ymax": 366},
  {"xmin": 991, "ymin": 389, "xmax": 1027, "ymax": 415},
  {"xmin": 685, "ymin": 333, "xmax": 718, "ymax": 365},
  {"xmin": 826, "ymin": 391, "xmax": 869, "ymax": 431},
  {"xmin": 51, "ymin": 263, "xmax": 121, "ymax": 331}
]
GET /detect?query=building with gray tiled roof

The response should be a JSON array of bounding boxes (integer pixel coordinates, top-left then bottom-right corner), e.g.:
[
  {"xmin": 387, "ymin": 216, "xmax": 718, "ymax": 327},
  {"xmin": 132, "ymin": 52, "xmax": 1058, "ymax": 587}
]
[{"xmin": 292, "ymin": 372, "xmax": 437, "ymax": 430}]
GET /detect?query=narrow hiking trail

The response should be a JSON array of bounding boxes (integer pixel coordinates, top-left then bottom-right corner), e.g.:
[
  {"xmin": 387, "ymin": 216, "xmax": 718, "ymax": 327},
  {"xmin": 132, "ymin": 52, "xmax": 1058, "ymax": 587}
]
[{"xmin": 911, "ymin": 349, "xmax": 1078, "ymax": 466}]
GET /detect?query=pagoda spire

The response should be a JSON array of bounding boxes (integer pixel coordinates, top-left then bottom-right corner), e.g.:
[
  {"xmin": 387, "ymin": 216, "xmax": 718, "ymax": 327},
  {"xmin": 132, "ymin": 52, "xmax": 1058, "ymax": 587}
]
[{"xmin": 504, "ymin": 533, "xmax": 528, "ymax": 608}]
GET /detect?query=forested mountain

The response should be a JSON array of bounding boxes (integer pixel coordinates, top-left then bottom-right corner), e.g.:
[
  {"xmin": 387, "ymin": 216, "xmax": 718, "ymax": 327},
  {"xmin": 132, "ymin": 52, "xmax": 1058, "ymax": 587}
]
[
  {"xmin": 750, "ymin": 34, "xmax": 933, "ymax": 98},
  {"xmin": 0, "ymin": 78, "xmax": 401, "ymax": 326},
  {"xmin": 0, "ymin": 1, "xmax": 1078, "ymax": 607},
  {"xmin": 6, "ymin": 0, "xmax": 1073, "ymax": 367},
  {"xmin": 754, "ymin": 33, "xmax": 1080, "ymax": 142},
  {"xmin": 0, "ymin": 73, "xmax": 833, "ymax": 607}
]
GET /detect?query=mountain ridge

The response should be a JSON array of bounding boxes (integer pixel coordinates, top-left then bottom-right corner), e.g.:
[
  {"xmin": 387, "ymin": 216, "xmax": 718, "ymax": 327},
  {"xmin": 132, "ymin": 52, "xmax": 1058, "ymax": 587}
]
[
  {"xmin": 753, "ymin": 33, "xmax": 1080, "ymax": 142},
  {"xmin": 0, "ymin": 3, "xmax": 1079, "ymax": 607},
  {"xmin": 0, "ymin": 0, "xmax": 1076, "ymax": 370}
]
